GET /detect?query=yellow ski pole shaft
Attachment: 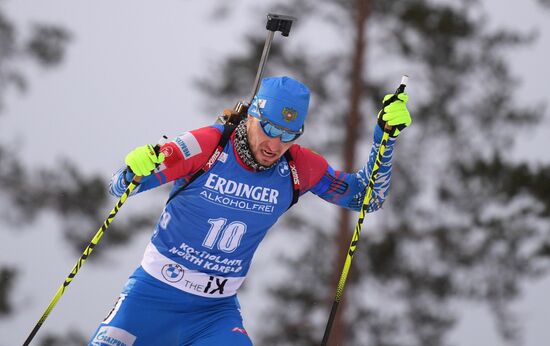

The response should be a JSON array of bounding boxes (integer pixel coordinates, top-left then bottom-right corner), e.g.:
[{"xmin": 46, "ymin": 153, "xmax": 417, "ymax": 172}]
[
  {"xmin": 321, "ymin": 76, "xmax": 408, "ymax": 345},
  {"xmin": 22, "ymin": 177, "xmax": 141, "ymax": 346},
  {"xmin": 23, "ymin": 136, "xmax": 167, "ymax": 345}
]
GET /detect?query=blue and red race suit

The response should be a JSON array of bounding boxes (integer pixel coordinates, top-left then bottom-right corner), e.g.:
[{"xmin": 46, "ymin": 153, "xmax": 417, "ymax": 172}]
[
  {"xmin": 91, "ymin": 123, "xmax": 395, "ymax": 345},
  {"xmin": 109, "ymin": 123, "xmax": 394, "ymax": 297}
]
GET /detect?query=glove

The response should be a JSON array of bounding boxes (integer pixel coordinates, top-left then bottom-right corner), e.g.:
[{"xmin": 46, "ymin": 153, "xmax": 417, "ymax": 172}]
[
  {"xmin": 124, "ymin": 144, "xmax": 165, "ymax": 177},
  {"xmin": 377, "ymin": 92, "xmax": 411, "ymax": 137}
]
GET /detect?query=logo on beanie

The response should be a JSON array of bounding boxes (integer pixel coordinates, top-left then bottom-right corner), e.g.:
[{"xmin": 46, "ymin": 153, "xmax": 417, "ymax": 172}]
[{"xmin": 282, "ymin": 107, "xmax": 298, "ymax": 122}]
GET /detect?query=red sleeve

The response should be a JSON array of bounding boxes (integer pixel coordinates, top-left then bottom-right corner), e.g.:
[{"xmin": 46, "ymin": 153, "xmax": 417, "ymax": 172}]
[
  {"xmin": 289, "ymin": 144, "xmax": 329, "ymax": 194},
  {"xmin": 157, "ymin": 126, "xmax": 222, "ymax": 184}
]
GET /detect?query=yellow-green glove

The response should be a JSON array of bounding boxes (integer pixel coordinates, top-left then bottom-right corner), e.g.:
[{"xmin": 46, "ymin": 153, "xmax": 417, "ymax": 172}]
[
  {"xmin": 125, "ymin": 144, "xmax": 165, "ymax": 177},
  {"xmin": 377, "ymin": 93, "xmax": 411, "ymax": 137}
]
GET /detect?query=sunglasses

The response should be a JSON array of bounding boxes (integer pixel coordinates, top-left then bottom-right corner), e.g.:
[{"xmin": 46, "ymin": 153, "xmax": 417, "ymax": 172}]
[{"xmin": 253, "ymin": 108, "xmax": 304, "ymax": 143}]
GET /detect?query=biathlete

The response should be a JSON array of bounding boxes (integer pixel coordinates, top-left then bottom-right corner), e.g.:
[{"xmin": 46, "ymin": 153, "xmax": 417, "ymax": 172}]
[{"xmin": 89, "ymin": 76, "xmax": 411, "ymax": 346}]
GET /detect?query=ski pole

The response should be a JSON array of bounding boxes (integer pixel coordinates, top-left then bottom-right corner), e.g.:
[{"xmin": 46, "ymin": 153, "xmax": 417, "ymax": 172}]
[
  {"xmin": 321, "ymin": 76, "xmax": 408, "ymax": 345},
  {"xmin": 23, "ymin": 138, "xmax": 167, "ymax": 346}
]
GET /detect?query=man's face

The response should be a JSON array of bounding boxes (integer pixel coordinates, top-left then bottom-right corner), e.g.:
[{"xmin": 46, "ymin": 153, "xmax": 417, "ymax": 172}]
[{"xmin": 246, "ymin": 116, "xmax": 294, "ymax": 167}]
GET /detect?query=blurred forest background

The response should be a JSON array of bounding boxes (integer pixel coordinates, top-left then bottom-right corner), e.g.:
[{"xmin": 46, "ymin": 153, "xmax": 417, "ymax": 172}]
[{"xmin": 1, "ymin": 0, "xmax": 549, "ymax": 345}]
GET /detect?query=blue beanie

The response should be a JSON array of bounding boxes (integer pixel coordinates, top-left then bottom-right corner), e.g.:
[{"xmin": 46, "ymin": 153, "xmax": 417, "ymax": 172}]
[{"xmin": 248, "ymin": 76, "xmax": 310, "ymax": 132}]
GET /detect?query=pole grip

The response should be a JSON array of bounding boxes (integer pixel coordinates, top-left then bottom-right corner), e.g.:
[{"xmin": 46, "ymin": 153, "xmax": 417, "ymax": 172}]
[
  {"xmin": 129, "ymin": 135, "xmax": 168, "ymax": 184},
  {"xmin": 154, "ymin": 135, "xmax": 168, "ymax": 154},
  {"xmin": 398, "ymin": 75, "xmax": 408, "ymax": 91},
  {"xmin": 381, "ymin": 75, "xmax": 409, "ymax": 135},
  {"xmin": 383, "ymin": 74, "xmax": 408, "ymax": 108}
]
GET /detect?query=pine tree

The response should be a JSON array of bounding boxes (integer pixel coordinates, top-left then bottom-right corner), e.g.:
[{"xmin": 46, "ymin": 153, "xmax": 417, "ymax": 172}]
[
  {"xmin": 0, "ymin": 5, "xmax": 158, "ymax": 254},
  {"xmin": 0, "ymin": 4, "xmax": 69, "ymax": 319},
  {"xmin": 0, "ymin": 4, "xmax": 156, "ymax": 344},
  {"xmin": 200, "ymin": 1, "xmax": 550, "ymax": 345}
]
